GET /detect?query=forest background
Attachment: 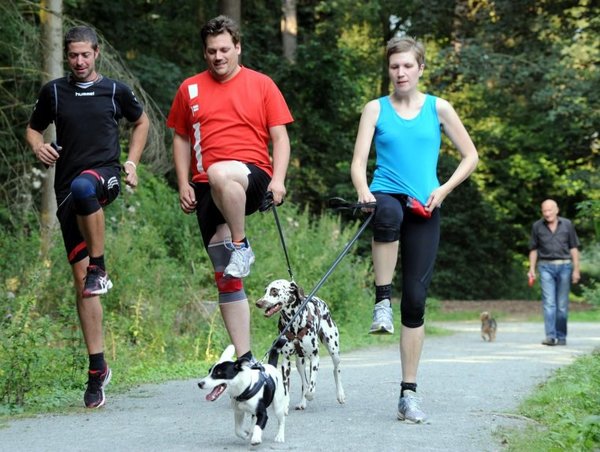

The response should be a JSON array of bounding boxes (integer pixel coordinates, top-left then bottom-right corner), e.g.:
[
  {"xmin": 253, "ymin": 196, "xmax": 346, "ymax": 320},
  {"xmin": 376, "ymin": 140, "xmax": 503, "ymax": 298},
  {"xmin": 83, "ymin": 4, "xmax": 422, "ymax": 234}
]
[{"xmin": 0, "ymin": 0, "xmax": 598, "ymax": 413}]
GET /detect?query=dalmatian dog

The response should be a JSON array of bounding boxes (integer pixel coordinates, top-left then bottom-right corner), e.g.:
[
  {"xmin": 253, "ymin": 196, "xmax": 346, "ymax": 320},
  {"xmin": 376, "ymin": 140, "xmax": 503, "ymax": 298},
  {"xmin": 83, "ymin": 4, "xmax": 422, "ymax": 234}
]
[
  {"xmin": 198, "ymin": 345, "xmax": 287, "ymax": 446},
  {"xmin": 256, "ymin": 279, "xmax": 345, "ymax": 410}
]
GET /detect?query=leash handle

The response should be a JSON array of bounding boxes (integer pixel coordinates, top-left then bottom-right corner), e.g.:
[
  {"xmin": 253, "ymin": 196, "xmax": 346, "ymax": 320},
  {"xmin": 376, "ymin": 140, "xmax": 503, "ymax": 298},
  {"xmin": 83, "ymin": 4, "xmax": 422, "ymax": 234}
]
[
  {"xmin": 328, "ymin": 197, "xmax": 376, "ymax": 211},
  {"xmin": 262, "ymin": 210, "xmax": 375, "ymax": 362}
]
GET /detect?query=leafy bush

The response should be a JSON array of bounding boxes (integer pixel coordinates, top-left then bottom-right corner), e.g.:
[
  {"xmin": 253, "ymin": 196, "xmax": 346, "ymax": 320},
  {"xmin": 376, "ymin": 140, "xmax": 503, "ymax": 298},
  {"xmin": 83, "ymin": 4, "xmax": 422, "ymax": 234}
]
[
  {"xmin": 427, "ymin": 154, "xmax": 524, "ymax": 300},
  {"xmin": 0, "ymin": 290, "xmax": 49, "ymax": 408},
  {"xmin": 579, "ymin": 241, "xmax": 600, "ymax": 307}
]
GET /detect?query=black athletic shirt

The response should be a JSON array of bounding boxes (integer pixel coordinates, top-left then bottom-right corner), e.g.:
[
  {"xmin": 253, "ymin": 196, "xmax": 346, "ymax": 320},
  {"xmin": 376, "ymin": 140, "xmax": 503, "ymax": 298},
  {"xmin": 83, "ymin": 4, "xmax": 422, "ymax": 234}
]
[{"xmin": 29, "ymin": 74, "xmax": 144, "ymax": 201}]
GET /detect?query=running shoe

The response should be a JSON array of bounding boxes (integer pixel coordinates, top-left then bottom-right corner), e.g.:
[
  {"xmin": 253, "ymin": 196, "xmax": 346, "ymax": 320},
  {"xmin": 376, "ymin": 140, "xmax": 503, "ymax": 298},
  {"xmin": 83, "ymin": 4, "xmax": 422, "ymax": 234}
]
[
  {"xmin": 84, "ymin": 365, "xmax": 112, "ymax": 408},
  {"xmin": 83, "ymin": 265, "xmax": 113, "ymax": 297},
  {"xmin": 369, "ymin": 299, "xmax": 394, "ymax": 334},
  {"xmin": 224, "ymin": 243, "xmax": 255, "ymax": 278},
  {"xmin": 541, "ymin": 337, "xmax": 558, "ymax": 346},
  {"xmin": 397, "ymin": 390, "xmax": 427, "ymax": 423}
]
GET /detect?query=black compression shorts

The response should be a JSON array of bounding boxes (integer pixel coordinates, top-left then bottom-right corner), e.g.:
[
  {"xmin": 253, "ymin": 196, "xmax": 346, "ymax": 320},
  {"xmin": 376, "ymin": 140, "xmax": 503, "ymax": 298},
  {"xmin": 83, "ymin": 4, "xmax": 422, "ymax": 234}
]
[{"xmin": 56, "ymin": 166, "xmax": 121, "ymax": 264}]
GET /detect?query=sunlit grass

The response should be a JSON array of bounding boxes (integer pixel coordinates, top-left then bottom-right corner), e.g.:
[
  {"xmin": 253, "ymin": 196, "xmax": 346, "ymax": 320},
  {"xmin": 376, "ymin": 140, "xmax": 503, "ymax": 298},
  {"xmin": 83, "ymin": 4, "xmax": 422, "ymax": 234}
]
[{"xmin": 500, "ymin": 349, "xmax": 600, "ymax": 451}]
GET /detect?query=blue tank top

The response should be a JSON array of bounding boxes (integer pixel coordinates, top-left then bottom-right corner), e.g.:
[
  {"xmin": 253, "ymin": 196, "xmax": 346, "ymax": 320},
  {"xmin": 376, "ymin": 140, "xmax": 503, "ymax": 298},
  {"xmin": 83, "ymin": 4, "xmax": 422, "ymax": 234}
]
[{"xmin": 369, "ymin": 94, "xmax": 441, "ymax": 204}]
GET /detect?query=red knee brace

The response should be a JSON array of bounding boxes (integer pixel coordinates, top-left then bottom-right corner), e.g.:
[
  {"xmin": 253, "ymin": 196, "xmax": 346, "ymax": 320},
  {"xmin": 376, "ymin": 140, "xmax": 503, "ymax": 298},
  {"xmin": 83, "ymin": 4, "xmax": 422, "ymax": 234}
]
[{"xmin": 214, "ymin": 271, "xmax": 243, "ymax": 293}]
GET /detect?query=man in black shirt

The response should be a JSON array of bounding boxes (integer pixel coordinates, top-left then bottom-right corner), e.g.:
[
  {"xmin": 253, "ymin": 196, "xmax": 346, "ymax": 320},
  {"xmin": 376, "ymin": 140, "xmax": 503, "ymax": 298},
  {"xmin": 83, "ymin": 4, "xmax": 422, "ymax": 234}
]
[
  {"xmin": 25, "ymin": 25, "xmax": 149, "ymax": 408},
  {"xmin": 528, "ymin": 199, "xmax": 580, "ymax": 346}
]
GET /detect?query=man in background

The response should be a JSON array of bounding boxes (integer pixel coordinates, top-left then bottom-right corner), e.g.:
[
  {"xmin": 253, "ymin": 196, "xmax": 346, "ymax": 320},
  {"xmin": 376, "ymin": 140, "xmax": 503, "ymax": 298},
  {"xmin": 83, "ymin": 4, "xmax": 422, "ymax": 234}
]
[{"xmin": 528, "ymin": 199, "xmax": 580, "ymax": 346}]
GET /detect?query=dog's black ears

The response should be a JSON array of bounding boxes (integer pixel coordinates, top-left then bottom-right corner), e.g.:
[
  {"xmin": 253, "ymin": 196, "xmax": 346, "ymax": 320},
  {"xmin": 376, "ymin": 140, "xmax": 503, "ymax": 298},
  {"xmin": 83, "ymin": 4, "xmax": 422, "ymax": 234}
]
[
  {"xmin": 234, "ymin": 360, "xmax": 244, "ymax": 371},
  {"xmin": 290, "ymin": 281, "xmax": 304, "ymax": 298}
]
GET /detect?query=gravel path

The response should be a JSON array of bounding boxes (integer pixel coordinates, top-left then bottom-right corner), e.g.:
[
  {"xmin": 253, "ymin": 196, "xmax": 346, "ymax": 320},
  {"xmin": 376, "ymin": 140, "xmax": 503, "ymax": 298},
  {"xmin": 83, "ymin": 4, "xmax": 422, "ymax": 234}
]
[{"xmin": 1, "ymin": 321, "xmax": 598, "ymax": 452}]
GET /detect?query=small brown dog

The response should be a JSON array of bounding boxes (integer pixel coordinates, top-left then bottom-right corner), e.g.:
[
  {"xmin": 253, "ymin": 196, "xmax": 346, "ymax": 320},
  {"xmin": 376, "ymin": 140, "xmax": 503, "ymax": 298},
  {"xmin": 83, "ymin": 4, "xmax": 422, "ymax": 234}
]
[{"xmin": 480, "ymin": 311, "xmax": 497, "ymax": 342}]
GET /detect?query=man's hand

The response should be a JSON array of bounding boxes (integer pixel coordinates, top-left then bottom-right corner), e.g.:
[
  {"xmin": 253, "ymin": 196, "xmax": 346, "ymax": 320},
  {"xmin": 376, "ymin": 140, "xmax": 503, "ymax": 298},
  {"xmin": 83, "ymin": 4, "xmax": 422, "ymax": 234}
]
[
  {"xmin": 267, "ymin": 180, "xmax": 286, "ymax": 206},
  {"xmin": 123, "ymin": 161, "xmax": 138, "ymax": 188},
  {"xmin": 179, "ymin": 183, "xmax": 197, "ymax": 214},
  {"xmin": 35, "ymin": 142, "xmax": 61, "ymax": 167}
]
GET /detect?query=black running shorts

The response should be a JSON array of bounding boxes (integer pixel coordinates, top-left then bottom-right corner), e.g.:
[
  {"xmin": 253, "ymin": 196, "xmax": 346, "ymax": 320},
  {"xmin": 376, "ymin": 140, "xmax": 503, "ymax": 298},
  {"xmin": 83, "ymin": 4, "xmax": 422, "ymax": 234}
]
[{"xmin": 193, "ymin": 164, "xmax": 270, "ymax": 248}]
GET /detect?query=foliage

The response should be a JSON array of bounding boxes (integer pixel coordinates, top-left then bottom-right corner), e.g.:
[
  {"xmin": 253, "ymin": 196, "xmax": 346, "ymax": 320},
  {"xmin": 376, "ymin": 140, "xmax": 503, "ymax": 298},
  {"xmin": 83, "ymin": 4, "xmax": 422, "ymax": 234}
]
[
  {"xmin": 504, "ymin": 349, "xmax": 600, "ymax": 451},
  {"xmin": 0, "ymin": 0, "xmax": 45, "ymax": 230},
  {"xmin": 428, "ymin": 0, "xmax": 600, "ymax": 247},
  {"xmin": 266, "ymin": 1, "xmax": 382, "ymax": 212},
  {"xmin": 2, "ymin": 2, "xmax": 598, "ymax": 301},
  {"xmin": 579, "ymin": 241, "xmax": 600, "ymax": 307},
  {"xmin": 429, "ymin": 153, "xmax": 525, "ymax": 299},
  {"xmin": 0, "ymin": 289, "xmax": 49, "ymax": 407},
  {"xmin": 577, "ymin": 199, "xmax": 600, "ymax": 241}
]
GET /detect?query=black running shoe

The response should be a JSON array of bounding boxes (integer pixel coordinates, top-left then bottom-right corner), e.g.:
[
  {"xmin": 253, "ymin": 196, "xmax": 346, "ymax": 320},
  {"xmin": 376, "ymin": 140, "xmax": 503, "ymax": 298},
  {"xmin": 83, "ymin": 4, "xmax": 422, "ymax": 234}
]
[
  {"xmin": 84, "ymin": 365, "xmax": 112, "ymax": 408},
  {"xmin": 83, "ymin": 265, "xmax": 113, "ymax": 298}
]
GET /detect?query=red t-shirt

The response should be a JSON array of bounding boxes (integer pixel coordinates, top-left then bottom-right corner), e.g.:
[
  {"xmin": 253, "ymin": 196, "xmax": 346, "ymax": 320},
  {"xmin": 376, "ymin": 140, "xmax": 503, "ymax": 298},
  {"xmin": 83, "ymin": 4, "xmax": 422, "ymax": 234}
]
[{"xmin": 166, "ymin": 67, "xmax": 293, "ymax": 182}]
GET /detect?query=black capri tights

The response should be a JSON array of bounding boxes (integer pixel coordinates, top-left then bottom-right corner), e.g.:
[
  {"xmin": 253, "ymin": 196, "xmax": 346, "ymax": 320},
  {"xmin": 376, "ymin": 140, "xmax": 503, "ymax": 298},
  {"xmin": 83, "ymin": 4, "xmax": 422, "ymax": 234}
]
[{"xmin": 372, "ymin": 193, "xmax": 441, "ymax": 328}]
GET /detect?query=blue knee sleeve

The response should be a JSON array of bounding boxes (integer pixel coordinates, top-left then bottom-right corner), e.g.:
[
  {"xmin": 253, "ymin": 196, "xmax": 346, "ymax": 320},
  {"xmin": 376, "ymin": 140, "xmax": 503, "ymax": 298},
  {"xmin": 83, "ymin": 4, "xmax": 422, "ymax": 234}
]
[{"xmin": 70, "ymin": 174, "xmax": 101, "ymax": 215}]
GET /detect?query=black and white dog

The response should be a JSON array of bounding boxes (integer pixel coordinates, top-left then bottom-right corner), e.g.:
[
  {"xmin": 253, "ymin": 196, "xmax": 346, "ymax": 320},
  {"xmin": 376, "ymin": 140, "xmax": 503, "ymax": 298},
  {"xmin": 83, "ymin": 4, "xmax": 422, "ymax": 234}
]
[
  {"xmin": 256, "ymin": 279, "xmax": 345, "ymax": 410},
  {"xmin": 198, "ymin": 345, "xmax": 287, "ymax": 445}
]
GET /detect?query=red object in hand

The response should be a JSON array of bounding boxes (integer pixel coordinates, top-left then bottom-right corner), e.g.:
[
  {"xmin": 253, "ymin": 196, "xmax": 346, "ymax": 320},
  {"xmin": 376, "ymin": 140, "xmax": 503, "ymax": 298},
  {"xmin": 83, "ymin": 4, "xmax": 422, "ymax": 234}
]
[
  {"xmin": 528, "ymin": 275, "xmax": 535, "ymax": 287},
  {"xmin": 406, "ymin": 197, "xmax": 432, "ymax": 218}
]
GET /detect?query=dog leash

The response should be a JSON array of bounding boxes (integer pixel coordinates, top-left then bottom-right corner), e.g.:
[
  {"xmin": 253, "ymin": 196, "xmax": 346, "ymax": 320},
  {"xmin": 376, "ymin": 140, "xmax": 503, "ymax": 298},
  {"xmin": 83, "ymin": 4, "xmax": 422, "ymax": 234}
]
[
  {"xmin": 260, "ymin": 191, "xmax": 295, "ymax": 282},
  {"xmin": 261, "ymin": 198, "xmax": 376, "ymax": 363}
]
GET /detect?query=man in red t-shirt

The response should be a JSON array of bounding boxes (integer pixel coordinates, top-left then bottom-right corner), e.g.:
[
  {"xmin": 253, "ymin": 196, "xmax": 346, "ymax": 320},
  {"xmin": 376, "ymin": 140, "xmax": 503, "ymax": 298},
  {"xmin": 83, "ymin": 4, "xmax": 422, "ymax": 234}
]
[{"xmin": 167, "ymin": 15, "xmax": 293, "ymax": 364}]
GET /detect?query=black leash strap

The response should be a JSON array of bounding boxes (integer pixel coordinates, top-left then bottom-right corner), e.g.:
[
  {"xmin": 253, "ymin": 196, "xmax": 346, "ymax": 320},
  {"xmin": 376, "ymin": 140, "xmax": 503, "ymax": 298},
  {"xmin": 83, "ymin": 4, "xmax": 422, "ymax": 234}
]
[
  {"xmin": 260, "ymin": 191, "xmax": 294, "ymax": 281},
  {"xmin": 272, "ymin": 202, "xmax": 294, "ymax": 281}
]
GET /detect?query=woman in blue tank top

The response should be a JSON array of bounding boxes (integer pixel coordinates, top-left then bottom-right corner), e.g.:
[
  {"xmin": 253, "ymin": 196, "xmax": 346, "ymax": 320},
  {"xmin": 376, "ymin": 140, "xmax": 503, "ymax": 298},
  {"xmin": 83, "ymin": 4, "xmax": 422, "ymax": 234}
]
[{"xmin": 350, "ymin": 36, "xmax": 478, "ymax": 423}]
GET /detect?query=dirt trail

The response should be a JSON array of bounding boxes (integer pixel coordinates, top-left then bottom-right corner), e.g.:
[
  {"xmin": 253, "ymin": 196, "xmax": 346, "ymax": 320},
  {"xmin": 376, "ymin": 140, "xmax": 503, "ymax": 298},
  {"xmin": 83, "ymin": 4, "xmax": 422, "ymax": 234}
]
[{"xmin": 1, "ymin": 321, "xmax": 599, "ymax": 452}]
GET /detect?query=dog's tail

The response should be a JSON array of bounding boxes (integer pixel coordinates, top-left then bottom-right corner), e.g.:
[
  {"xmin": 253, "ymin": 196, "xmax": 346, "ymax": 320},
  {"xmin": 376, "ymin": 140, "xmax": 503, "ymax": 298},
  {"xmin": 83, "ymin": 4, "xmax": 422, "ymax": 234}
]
[
  {"xmin": 267, "ymin": 337, "xmax": 286, "ymax": 367},
  {"xmin": 268, "ymin": 349, "xmax": 279, "ymax": 367}
]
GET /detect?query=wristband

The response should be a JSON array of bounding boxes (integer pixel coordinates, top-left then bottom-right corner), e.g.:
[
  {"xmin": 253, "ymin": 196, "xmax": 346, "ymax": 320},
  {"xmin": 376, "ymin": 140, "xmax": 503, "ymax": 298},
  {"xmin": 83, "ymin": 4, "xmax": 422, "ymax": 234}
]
[{"xmin": 125, "ymin": 160, "xmax": 137, "ymax": 169}]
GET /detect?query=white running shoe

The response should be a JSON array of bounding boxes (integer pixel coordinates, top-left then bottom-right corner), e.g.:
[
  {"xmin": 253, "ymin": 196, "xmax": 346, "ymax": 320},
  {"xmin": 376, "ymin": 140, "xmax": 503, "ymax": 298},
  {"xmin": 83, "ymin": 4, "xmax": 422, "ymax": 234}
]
[
  {"xmin": 224, "ymin": 244, "xmax": 255, "ymax": 278},
  {"xmin": 369, "ymin": 299, "xmax": 394, "ymax": 334},
  {"xmin": 397, "ymin": 390, "xmax": 427, "ymax": 423}
]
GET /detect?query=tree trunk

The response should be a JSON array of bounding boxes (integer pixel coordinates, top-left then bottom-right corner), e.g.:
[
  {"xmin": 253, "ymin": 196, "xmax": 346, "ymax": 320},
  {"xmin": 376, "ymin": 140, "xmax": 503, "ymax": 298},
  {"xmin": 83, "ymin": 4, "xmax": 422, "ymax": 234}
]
[
  {"xmin": 281, "ymin": 0, "xmax": 297, "ymax": 63},
  {"xmin": 378, "ymin": 11, "xmax": 393, "ymax": 97},
  {"xmin": 39, "ymin": 0, "xmax": 63, "ymax": 258},
  {"xmin": 218, "ymin": 0, "xmax": 241, "ymax": 25},
  {"xmin": 452, "ymin": 0, "xmax": 468, "ymax": 54}
]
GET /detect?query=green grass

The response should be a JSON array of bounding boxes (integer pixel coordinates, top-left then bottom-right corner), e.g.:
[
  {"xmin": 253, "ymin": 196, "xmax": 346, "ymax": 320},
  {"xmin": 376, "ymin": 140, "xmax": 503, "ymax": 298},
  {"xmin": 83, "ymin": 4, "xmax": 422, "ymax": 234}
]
[
  {"xmin": 499, "ymin": 349, "xmax": 600, "ymax": 451},
  {"xmin": 570, "ymin": 310, "xmax": 600, "ymax": 322}
]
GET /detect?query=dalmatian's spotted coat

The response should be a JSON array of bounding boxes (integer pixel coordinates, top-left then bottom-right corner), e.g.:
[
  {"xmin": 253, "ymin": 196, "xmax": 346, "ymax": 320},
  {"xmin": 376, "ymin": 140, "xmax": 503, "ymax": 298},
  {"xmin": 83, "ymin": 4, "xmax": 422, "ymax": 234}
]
[{"xmin": 256, "ymin": 279, "xmax": 345, "ymax": 410}]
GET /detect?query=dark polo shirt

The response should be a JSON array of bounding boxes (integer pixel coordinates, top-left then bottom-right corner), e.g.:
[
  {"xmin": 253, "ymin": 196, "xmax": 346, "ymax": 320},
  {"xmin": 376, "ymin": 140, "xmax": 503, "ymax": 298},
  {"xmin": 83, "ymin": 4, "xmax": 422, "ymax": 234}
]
[{"xmin": 529, "ymin": 216, "xmax": 580, "ymax": 260}]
